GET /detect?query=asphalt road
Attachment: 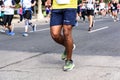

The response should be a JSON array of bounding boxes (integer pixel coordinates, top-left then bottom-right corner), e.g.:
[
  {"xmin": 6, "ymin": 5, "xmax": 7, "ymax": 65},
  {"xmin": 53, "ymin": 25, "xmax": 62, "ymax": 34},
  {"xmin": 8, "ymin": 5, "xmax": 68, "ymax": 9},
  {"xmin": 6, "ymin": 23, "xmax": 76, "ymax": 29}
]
[{"xmin": 0, "ymin": 15, "xmax": 120, "ymax": 80}]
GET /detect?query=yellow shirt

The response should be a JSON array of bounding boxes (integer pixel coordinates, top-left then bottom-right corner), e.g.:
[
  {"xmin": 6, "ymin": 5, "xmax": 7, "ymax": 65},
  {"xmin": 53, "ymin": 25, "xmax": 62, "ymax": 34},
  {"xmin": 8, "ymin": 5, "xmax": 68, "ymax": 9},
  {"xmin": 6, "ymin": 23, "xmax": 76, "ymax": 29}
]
[{"xmin": 52, "ymin": 0, "xmax": 77, "ymax": 9}]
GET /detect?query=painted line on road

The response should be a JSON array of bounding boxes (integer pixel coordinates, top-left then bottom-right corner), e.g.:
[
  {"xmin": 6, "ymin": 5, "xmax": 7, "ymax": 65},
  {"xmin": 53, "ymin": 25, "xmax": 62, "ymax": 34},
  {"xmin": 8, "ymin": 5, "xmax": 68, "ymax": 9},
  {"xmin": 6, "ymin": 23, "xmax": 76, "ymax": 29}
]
[
  {"xmin": 88, "ymin": 26, "xmax": 109, "ymax": 33},
  {"xmin": 30, "ymin": 28, "xmax": 50, "ymax": 33},
  {"xmin": 29, "ymin": 26, "xmax": 109, "ymax": 33}
]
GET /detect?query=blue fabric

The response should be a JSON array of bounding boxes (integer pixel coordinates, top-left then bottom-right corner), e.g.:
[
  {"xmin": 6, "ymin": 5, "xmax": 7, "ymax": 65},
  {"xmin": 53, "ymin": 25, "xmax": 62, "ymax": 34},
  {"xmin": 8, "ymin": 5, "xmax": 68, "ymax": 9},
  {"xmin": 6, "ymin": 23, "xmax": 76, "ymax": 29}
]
[
  {"xmin": 50, "ymin": 9, "xmax": 77, "ymax": 26},
  {"xmin": 23, "ymin": 8, "xmax": 32, "ymax": 14},
  {"xmin": 12, "ymin": 0, "xmax": 16, "ymax": 5}
]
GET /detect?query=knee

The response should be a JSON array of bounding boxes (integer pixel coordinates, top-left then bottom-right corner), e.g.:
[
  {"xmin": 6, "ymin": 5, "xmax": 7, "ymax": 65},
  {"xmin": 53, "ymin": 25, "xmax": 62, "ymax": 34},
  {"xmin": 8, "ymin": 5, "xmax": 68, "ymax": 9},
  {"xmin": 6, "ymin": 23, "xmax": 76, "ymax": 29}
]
[
  {"xmin": 64, "ymin": 31, "xmax": 71, "ymax": 40},
  {"xmin": 51, "ymin": 32, "xmax": 60, "ymax": 40},
  {"xmin": 64, "ymin": 31, "xmax": 69, "ymax": 37}
]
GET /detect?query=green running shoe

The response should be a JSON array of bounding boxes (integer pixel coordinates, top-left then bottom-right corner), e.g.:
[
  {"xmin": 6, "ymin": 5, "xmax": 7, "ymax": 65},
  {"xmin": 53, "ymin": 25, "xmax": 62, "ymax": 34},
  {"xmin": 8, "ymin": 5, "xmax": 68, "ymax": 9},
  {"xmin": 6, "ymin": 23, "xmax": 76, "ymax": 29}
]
[{"xmin": 63, "ymin": 60, "xmax": 75, "ymax": 71}]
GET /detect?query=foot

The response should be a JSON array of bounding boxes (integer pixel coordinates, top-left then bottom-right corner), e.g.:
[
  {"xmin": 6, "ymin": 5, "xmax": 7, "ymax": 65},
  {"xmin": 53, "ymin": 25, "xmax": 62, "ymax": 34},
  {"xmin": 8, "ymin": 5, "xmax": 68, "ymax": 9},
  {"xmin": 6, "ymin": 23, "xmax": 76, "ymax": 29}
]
[
  {"xmin": 7, "ymin": 31, "xmax": 15, "ymax": 36},
  {"xmin": 22, "ymin": 32, "xmax": 28, "ymax": 37},
  {"xmin": 88, "ymin": 27, "xmax": 92, "ymax": 31},
  {"xmin": 0, "ymin": 29, "xmax": 5, "ymax": 33},
  {"xmin": 88, "ymin": 21, "xmax": 94, "ymax": 31},
  {"xmin": 63, "ymin": 60, "xmax": 75, "ymax": 71}
]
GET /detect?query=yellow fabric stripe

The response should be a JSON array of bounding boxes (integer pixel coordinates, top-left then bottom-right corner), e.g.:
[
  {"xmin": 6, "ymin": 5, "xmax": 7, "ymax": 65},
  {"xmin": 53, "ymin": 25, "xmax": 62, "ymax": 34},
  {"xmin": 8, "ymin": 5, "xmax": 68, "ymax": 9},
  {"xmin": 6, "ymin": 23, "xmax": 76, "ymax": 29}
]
[{"xmin": 52, "ymin": 0, "xmax": 77, "ymax": 9}]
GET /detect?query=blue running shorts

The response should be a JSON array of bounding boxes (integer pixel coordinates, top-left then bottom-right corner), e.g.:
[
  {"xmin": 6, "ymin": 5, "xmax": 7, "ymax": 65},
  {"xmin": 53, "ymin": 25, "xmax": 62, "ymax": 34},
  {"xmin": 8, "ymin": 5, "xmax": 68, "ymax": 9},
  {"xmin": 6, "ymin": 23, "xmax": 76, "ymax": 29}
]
[{"xmin": 50, "ymin": 9, "xmax": 77, "ymax": 27}]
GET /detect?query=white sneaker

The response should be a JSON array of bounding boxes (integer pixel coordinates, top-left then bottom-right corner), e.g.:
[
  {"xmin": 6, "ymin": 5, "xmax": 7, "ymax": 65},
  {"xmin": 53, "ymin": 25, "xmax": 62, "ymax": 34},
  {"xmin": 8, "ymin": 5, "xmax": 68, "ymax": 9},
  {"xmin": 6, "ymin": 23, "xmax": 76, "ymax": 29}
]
[
  {"xmin": 0, "ymin": 26, "xmax": 5, "ymax": 33},
  {"xmin": 0, "ymin": 29, "xmax": 5, "ymax": 33},
  {"xmin": 22, "ymin": 32, "xmax": 29, "ymax": 37}
]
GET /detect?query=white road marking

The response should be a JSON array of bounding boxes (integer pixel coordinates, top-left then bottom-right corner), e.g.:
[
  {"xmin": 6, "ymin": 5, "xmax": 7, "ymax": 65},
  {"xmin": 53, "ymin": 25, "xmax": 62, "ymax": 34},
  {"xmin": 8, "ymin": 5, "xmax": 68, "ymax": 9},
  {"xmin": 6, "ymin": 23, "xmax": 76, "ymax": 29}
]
[
  {"xmin": 30, "ymin": 28, "xmax": 50, "ymax": 33},
  {"xmin": 29, "ymin": 26, "xmax": 108, "ymax": 34},
  {"xmin": 88, "ymin": 26, "xmax": 109, "ymax": 33}
]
